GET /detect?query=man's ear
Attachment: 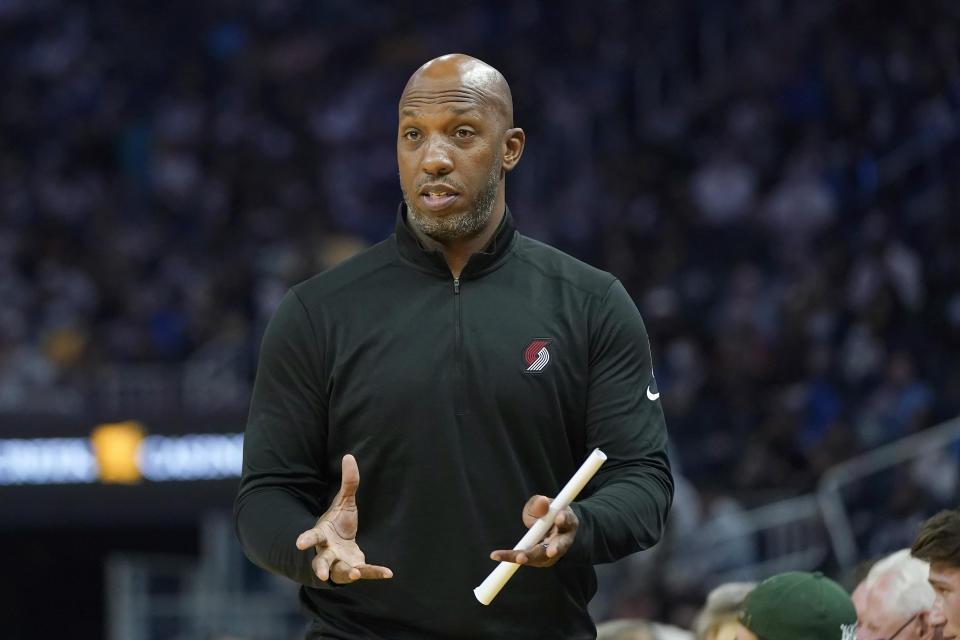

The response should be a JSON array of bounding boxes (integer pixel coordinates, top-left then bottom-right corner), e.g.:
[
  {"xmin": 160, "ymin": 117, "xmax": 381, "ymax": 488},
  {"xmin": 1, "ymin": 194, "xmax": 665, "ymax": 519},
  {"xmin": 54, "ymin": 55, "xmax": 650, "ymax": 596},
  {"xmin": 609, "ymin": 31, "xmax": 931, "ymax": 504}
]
[{"xmin": 501, "ymin": 127, "xmax": 525, "ymax": 172}]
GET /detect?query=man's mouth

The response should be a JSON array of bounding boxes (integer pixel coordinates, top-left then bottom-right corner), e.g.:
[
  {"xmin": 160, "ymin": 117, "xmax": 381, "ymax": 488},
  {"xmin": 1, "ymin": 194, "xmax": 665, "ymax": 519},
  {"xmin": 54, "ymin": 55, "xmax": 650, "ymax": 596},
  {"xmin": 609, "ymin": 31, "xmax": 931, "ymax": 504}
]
[{"xmin": 418, "ymin": 185, "xmax": 460, "ymax": 210}]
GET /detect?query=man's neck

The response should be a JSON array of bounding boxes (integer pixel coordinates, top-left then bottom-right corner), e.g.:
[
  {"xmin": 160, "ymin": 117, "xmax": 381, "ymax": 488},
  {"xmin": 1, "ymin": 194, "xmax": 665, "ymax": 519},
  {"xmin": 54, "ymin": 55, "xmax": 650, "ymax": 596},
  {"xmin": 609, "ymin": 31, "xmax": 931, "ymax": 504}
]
[{"xmin": 412, "ymin": 205, "xmax": 505, "ymax": 279}]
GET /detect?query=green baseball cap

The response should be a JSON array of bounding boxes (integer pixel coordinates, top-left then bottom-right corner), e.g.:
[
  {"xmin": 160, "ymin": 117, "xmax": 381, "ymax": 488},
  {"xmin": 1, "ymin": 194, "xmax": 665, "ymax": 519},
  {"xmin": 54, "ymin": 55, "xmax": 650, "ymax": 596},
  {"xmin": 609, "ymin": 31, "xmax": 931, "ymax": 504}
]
[{"xmin": 739, "ymin": 571, "xmax": 858, "ymax": 640}]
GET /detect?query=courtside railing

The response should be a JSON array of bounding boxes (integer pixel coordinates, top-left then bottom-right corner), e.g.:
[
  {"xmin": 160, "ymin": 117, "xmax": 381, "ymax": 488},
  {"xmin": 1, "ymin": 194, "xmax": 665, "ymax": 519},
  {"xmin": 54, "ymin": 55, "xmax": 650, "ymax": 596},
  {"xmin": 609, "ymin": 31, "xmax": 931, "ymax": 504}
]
[
  {"xmin": 681, "ymin": 415, "xmax": 960, "ymax": 587},
  {"xmin": 818, "ymin": 415, "xmax": 960, "ymax": 573},
  {"xmin": 106, "ymin": 512, "xmax": 305, "ymax": 640},
  {"xmin": 632, "ymin": 415, "xmax": 960, "ymax": 596}
]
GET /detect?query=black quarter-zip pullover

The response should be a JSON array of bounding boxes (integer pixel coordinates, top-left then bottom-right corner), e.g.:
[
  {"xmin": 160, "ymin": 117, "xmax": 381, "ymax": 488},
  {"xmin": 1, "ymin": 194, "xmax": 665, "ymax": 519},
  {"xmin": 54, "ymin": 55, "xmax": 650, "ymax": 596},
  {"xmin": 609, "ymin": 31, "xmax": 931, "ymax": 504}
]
[{"xmin": 234, "ymin": 205, "xmax": 673, "ymax": 639}]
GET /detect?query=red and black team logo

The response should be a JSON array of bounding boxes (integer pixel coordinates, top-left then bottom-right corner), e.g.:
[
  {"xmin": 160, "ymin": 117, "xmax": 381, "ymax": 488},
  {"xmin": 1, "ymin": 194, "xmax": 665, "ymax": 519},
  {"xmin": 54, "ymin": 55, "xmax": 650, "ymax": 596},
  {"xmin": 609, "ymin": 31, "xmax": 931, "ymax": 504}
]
[{"xmin": 523, "ymin": 339, "xmax": 551, "ymax": 373}]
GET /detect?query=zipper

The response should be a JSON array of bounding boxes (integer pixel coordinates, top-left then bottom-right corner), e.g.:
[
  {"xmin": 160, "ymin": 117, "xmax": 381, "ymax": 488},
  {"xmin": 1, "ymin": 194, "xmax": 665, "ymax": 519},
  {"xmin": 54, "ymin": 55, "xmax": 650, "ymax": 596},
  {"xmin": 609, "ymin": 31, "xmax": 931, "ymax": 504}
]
[{"xmin": 453, "ymin": 278, "xmax": 464, "ymax": 415}]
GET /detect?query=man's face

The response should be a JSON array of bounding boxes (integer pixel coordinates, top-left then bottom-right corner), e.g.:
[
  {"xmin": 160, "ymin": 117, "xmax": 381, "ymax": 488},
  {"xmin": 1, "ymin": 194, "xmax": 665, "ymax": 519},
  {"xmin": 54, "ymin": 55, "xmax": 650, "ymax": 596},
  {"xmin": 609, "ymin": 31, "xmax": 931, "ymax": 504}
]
[
  {"xmin": 929, "ymin": 563, "xmax": 960, "ymax": 639},
  {"xmin": 856, "ymin": 606, "xmax": 921, "ymax": 639},
  {"xmin": 852, "ymin": 581, "xmax": 869, "ymax": 619},
  {"xmin": 397, "ymin": 80, "xmax": 507, "ymax": 242},
  {"xmin": 857, "ymin": 575, "xmax": 928, "ymax": 639}
]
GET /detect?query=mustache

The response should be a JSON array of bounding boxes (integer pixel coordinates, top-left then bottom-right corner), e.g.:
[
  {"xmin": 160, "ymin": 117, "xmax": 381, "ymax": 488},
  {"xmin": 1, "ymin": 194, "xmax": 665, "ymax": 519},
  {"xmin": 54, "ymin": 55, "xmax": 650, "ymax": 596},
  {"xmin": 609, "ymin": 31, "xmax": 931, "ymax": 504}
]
[{"xmin": 415, "ymin": 177, "xmax": 466, "ymax": 192}]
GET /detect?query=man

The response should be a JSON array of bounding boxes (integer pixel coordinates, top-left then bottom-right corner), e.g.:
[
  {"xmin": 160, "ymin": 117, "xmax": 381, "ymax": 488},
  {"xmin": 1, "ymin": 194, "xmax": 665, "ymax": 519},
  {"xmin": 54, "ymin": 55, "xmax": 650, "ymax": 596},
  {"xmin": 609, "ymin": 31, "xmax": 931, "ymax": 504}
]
[
  {"xmin": 734, "ymin": 571, "xmax": 857, "ymax": 640},
  {"xmin": 855, "ymin": 549, "xmax": 939, "ymax": 640},
  {"xmin": 912, "ymin": 508, "xmax": 960, "ymax": 640},
  {"xmin": 233, "ymin": 54, "xmax": 673, "ymax": 638}
]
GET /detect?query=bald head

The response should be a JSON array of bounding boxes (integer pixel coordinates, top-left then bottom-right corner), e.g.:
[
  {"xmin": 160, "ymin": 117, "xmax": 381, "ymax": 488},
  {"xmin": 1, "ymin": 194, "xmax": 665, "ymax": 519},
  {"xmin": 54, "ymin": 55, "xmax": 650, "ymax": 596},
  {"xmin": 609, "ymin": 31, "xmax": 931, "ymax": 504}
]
[
  {"xmin": 400, "ymin": 54, "xmax": 513, "ymax": 129},
  {"xmin": 396, "ymin": 54, "xmax": 525, "ymax": 257}
]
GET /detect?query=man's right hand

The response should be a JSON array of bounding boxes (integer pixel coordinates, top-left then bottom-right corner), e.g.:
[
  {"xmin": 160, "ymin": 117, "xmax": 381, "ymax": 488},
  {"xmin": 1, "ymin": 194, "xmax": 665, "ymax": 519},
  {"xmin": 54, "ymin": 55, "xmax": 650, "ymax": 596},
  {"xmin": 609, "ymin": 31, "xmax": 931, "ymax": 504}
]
[{"xmin": 295, "ymin": 454, "xmax": 394, "ymax": 584}]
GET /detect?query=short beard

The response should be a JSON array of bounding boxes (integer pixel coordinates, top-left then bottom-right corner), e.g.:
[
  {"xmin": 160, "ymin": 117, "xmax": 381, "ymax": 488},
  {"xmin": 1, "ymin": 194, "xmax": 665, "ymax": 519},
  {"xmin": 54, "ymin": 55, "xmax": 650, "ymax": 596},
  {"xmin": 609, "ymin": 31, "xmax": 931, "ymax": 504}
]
[{"xmin": 403, "ymin": 159, "xmax": 501, "ymax": 243}]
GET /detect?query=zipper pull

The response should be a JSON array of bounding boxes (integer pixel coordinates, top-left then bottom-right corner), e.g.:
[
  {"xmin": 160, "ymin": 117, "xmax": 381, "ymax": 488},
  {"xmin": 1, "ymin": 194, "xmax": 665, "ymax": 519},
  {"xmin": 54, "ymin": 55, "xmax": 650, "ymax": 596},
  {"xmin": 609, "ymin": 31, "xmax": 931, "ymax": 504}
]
[{"xmin": 453, "ymin": 278, "xmax": 460, "ymax": 294}]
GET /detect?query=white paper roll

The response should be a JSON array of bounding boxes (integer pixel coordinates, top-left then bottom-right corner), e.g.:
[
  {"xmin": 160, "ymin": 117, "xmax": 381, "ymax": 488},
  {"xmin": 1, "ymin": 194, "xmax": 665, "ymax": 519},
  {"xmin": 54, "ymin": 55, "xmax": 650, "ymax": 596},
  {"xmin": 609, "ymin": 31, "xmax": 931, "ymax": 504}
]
[{"xmin": 473, "ymin": 448, "xmax": 607, "ymax": 605}]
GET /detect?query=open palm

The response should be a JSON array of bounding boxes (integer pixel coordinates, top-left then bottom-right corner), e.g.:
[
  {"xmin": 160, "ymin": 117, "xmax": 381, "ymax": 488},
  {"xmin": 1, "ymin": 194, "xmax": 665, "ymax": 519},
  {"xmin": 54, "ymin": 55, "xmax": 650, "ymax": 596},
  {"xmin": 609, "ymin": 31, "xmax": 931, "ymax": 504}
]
[{"xmin": 296, "ymin": 454, "xmax": 394, "ymax": 584}]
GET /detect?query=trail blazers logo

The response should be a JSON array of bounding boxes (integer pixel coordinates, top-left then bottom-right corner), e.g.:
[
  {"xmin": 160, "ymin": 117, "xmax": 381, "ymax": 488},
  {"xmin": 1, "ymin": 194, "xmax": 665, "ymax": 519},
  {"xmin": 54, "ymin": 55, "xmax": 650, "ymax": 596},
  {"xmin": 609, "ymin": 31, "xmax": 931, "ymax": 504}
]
[{"xmin": 524, "ymin": 340, "xmax": 551, "ymax": 372}]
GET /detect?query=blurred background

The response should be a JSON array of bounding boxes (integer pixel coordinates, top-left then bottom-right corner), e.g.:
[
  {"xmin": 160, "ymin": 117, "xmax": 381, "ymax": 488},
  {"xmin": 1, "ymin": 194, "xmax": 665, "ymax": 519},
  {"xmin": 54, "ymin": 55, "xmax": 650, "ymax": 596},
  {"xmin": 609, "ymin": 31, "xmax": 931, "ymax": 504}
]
[{"xmin": 2, "ymin": 0, "xmax": 960, "ymax": 638}]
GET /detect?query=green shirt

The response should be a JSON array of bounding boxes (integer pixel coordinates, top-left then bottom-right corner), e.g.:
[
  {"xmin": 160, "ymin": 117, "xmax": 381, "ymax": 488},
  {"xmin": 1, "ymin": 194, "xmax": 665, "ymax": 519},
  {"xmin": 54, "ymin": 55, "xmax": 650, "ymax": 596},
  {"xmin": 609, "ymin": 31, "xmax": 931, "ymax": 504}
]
[{"xmin": 234, "ymin": 205, "xmax": 673, "ymax": 639}]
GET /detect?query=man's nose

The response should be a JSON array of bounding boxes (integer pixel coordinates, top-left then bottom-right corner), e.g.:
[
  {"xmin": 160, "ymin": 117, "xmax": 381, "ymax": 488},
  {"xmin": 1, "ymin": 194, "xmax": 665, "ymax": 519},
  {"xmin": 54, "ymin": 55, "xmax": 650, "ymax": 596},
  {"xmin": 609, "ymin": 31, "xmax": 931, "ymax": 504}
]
[
  {"xmin": 929, "ymin": 598, "xmax": 947, "ymax": 625},
  {"xmin": 421, "ymin": 135, "xmax": 454, "ymax": 176}
]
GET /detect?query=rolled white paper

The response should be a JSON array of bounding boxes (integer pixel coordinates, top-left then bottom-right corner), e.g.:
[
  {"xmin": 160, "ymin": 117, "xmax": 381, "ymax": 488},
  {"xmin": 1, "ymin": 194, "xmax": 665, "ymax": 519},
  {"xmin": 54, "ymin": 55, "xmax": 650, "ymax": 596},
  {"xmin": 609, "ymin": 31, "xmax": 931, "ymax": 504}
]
[{"xmin": 473, "ymin": 448, "xmax": 607, "ymax": 605}]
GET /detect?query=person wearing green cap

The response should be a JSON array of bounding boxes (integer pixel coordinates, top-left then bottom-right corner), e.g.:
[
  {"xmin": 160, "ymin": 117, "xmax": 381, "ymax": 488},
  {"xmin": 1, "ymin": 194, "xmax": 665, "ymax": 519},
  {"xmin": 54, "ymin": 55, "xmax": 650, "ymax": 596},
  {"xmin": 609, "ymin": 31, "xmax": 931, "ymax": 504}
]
[{"xmin": 733, "ymin": 571, "xmax": 858, "ymax": 640}]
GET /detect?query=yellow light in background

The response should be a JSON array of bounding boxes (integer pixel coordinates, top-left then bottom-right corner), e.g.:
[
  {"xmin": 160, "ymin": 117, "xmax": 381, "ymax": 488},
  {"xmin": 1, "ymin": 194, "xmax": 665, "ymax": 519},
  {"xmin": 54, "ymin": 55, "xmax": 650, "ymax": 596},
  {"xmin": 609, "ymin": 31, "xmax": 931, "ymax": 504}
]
[{"xmin": 90, "ymin": 421, "xmax": 146, "ymax": 484}]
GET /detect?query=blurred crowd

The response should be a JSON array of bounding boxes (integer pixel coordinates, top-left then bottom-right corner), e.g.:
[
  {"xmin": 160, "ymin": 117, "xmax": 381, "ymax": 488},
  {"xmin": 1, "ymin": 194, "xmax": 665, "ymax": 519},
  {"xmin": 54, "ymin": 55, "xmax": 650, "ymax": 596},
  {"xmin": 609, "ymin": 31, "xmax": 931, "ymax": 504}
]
[{"xmin": 2, "ymin": 0, "xmax": 960, "ymax": 629}]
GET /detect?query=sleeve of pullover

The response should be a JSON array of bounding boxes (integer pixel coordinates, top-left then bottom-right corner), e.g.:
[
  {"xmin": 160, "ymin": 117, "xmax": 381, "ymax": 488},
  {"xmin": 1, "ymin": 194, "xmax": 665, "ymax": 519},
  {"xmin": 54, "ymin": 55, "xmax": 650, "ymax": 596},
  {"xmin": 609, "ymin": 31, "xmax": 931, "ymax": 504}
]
[
  {"xmin": 565, "ymin": 279, "xmax": 674, "ymax": 565},
  {"xmin": 233, "ymin": 289, "xmax": 333, "ymax": 588}
]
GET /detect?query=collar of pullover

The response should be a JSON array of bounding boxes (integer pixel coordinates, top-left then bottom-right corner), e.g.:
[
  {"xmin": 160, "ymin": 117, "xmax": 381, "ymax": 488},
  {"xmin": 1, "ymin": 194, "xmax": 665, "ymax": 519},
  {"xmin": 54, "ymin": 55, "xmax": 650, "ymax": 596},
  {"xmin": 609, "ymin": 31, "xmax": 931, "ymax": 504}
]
[{"xmin": 394, "ymin": 202, "xmax": 517, "ymax": 279}]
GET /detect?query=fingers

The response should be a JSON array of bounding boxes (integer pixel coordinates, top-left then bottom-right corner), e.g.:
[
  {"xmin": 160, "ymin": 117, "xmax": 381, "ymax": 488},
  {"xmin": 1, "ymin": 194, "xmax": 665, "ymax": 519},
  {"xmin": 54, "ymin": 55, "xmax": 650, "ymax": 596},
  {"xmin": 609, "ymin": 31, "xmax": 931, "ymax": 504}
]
[
  {"xmin": 553, "ymin": 506, "xmax": 578, "ymax": 532},
  {"xmin": 543, "ymin": 540, "xmax": 559, "ymax": 559},
  {"xmin": 520, "ymin": 495, "xmax": 577, "ymax": 531},
  {"xmin": 521, "ymin": 495, "xmax": 551, "ymax": 527},
  {"xmin": 336, "ymin": 454, "xmax": 360, "ymax": 507},
  {"xmin": 330, "ymin": 561, "xmax": 394, "ymax": 584},
  {"xmin": 490, "ymin": 542, "xmax": 553, "ymax": 567},
  {"xmin": 540, "ymin": 526, "xmax": 575, "ymax": 561},
  {"xmin": 296, "ymin": 528, "xmax": 328, "ymax": 550},
  {"xmin": 301, "ymin": 526, "xmax": 393, "ymax": 583},
  {"xmin": 312, "ymin": 546, "xmax": 339, "ymax": 581},
  {"xmin": 542, "ymin": 507, "xmax": 578, "ymax": 561},
  {"xmin": 489, "ymin": 549, "xmax": 529, "ymax": 564},
  {"xmin": 490, "ymin": 537, "xmax": 567, "ymax": 567},
  {"xmin": 353, "ymin": 563, "xmax": 394, "ymax": 580},
  {"xmin": 491, "ymin": 506, "xmax": 580, "ymax": 567},
  {"xmin": 312, "ymin": 549, "xmax": 394, "ymax": 583},
  {"xmin": 329, "ymin": 559, "xmax": 359, "ymax": 583}
]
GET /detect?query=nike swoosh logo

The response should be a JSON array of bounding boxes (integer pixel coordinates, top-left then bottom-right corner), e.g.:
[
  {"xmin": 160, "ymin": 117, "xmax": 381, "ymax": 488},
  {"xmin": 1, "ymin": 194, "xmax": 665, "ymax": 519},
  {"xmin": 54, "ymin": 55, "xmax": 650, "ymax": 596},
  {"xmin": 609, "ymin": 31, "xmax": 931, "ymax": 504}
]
[{"xmin": 646, "ymin": 386, "xmax": 660, "ymax": 401}]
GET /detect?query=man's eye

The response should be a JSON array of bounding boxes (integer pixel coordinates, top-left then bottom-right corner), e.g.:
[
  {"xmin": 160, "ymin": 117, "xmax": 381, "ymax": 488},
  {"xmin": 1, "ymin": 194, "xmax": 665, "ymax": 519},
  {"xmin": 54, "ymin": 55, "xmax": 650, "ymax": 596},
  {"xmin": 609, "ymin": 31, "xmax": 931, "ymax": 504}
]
[
  {"xmin": 454, "ymin": 128, "xmax": 475, "ymax": 138},
  {"xmin": 404, "ymin": 130, "xmax": 420, "ymax": 141}
]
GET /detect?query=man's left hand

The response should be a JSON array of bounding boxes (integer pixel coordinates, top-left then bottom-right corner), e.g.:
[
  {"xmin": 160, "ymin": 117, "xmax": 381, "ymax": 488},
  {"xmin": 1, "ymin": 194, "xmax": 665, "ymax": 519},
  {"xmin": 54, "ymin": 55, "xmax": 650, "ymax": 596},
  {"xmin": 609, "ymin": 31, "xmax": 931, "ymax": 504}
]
[{"xmin": 489, "ymin": 495, "xmax": 579, "ymax": 567}]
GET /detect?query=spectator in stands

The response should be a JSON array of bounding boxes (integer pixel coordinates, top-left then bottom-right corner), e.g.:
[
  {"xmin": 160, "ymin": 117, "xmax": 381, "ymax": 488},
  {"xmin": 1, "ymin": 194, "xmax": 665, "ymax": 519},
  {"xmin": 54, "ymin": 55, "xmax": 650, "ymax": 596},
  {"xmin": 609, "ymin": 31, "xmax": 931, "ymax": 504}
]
[
  {"xmin": 734, "ymin": 572, "xmax": 857, "ymax": 640},
  {"xmin": 693, "ymin": 582, "xmax": 756, "ymax": 640},
  {"xmin": 854, "ymin": 549, "xmax": 938, "ymax": 640},
  {"xmin": 597, "ymin": 619, "xmax": 658, "ymax": 640},
  {"xmin": 911, "ymin": 508, "xmax": 960, "ymax": 639},
  {"xmin": 597, "ymin": 618, "xmax": 693, "ymax": 640}
]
